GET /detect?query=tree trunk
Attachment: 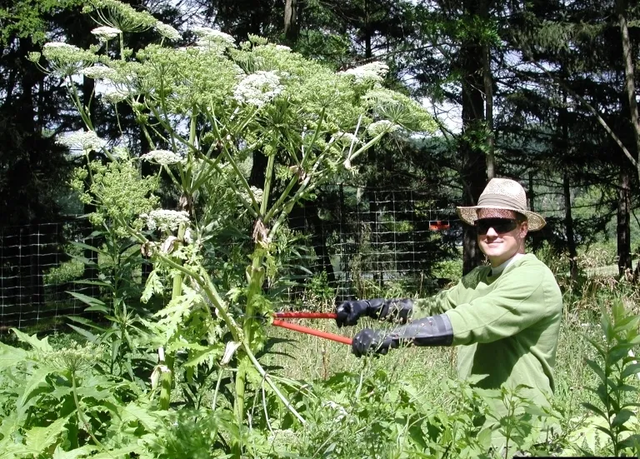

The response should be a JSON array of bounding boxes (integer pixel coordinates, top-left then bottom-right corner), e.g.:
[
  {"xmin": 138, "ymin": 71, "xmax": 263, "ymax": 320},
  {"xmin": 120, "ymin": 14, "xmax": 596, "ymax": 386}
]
[
  {"xmin": 616, "ymin": 0, "xmax": 640, "ymax": 180},
  {"xmin": 563, "ymin": 172, "xmax": 578, "ymax": 282},
  {"xmin": 483, "ymin": 19, "xmax": 495, "ymax": 179},
  {"xmin": 617, "ymin": 167, "xmax": 632, "ymax": 277},
  {"xmin": 459, "ymin": 0, "xmax": 488, "ymax": 274},
  {"xmin": 284, "ymin": 0, "xmax": 299, "ymax": 43}
]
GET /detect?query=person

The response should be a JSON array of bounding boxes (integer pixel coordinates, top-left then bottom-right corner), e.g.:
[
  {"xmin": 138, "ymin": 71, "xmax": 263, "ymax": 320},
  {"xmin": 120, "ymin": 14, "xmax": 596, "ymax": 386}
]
[{"xmin": 335, "ymin": 177, "xmax": 563, "ymax": 415}]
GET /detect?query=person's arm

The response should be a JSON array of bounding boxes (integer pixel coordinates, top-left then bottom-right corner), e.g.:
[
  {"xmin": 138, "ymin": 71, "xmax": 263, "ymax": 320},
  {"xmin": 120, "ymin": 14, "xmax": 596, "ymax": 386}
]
[
  {"xmin": 336, "ymin": 268, "xmax": 480, "ymax": 327},
  {"xmin": 351, "ymin": 314, "xmax": 454, "ymax": 357},
  {"xmin": 351, "ymin": 265, "xmax": 556, "ymax": 357},
  {"xmin": 445, "ymin": 266, "xmax": 552, "ymax": 345}
]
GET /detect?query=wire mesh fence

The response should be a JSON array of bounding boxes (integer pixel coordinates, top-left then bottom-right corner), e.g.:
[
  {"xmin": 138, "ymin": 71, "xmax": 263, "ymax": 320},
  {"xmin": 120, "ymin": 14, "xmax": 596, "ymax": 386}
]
[
  {"xmin": 1, "ymin": 188, "xmax": 461, "ymax": 332},
  {"xmin": 0, "ymin": 219, "xmax": 98, "ymax": 332}
]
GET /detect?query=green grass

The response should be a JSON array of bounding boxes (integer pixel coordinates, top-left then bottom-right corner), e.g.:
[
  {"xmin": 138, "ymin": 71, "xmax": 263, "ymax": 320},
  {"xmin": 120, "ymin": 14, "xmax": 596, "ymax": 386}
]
[{"xmin": 264, "ymin": 310, "xmax": 601, "ymax": 418}]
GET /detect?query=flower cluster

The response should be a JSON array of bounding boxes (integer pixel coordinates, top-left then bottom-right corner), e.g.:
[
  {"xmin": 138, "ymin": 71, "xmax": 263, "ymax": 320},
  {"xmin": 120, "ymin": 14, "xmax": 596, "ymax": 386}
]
[
  {"xmin": 155, "ymin": 21, "xmax": 181, "ymax": 41},
  {"xmin": 82, "ymin": 65, "xmax": 117, "ymax": 80},
  {"xmin": 141, "ymin": 149, "xmax": 183, "ymax": 165},
  {"xmin": 43, "ymin": 42, "xmax": 97, "ymax": 75},
  {"xmin": 91, "ymin": 26, "xmax": 121, "ymax": 41},
  {"xmin": 102, "ymin": 86, "xmax": 131, "ymax": 104},
  {"xmin": 367, "ymin": 120, "xmax": 400, "ymax": 136},
  {"xmin": 233, "ymin": 71, "xmax": 283, "ymax": 108},
  {"xmin": 192, "ymin": 27, "xmax": 235, "ymax": 44},
  {"xmin": 341, "ymin": 61, "xmax": 389, "ymax": 83},
  {"xmin": 142, "ymin": 209, "xmax": 190, "ymax": 233},
  {"xmin": 330, "ymin": 132, "xmax": 360, "ymax": 146},
  {"xmin": 57, "ymin": 130, "xmax": 106, "ymax": 153}
]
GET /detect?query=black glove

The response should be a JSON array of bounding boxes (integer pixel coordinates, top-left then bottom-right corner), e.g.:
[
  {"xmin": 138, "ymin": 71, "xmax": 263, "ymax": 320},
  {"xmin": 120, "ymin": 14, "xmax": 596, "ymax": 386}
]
[
  {"xmin": 352, "ymin": 328, "xmax": 397, "ymax": 357},
  {"xmin": 351, "ymin": 314, "xmax": 454, "ymax": 358},
  {"xmin": 335, "ymin": 298, "xmax": 413, "ymax": 327}
]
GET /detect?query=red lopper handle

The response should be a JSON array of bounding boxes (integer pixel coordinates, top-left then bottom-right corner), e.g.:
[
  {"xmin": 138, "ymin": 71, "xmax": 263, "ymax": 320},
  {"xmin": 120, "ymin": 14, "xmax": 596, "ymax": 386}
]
[
  {"xmin": 274, "ymin": 312, "xmax": 337, "ymax": 319},
  {"xmin": 271, "ymin": 319, "xmax": 352, "ymax": 345}
]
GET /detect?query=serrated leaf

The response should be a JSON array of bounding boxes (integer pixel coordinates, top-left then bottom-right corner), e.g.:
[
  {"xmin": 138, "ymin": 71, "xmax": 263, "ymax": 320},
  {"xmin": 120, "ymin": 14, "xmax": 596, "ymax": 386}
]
[
  {"xmin": 119, "ymin": 402, "xmax": 159, "ymax": 431},
  {"xmin": 0, "ymin": 342, "xmax": 28, "ymax": 370},
  {"xmin": 24, "ymin": 417, "xmax": 68, "ymax": 454},
  {"xmin": 52, "ymin": 445, "xmax": 97, "ymax": 459},
  {"xmin": 91, "ymin": 445, "xmax": 139, "ymax": 459},
  {"xmin": 141, "ymin": 270, "xmax": 163, "ymax": 303},
  {"xmin": 17, "ymin": 367, "xmax": 52, "ymax": 410},
  {"xmin": 11, "ymin": 328, "xmax": 53, "ymax": 352},
  {"xmin": 185, "ymin": 344, "xmax": 224, "ymax": 367}
]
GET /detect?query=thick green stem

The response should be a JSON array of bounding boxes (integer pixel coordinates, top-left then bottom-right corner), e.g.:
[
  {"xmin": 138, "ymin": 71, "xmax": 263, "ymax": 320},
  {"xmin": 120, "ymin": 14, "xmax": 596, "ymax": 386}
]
[
  {"xmin": 234, "ymin": 251, "xmax": 265, "ymax": 426},
  {"xmin": 71, "ymin": 371, "xmax": 110, "ymax": 454},
  {"xmin": 261, "ymin": 153, "xmax": 276, "ymax": 217},
  {"xmin": 157, "ymin": 224, "xmax": 187, "ymax": 410}
]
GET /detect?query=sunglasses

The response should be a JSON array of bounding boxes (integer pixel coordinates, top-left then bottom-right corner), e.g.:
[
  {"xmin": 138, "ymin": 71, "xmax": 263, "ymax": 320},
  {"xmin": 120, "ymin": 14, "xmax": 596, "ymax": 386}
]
[{"xmin": 474, "ymin": 218, "xmax": 519, "ymax": 235}]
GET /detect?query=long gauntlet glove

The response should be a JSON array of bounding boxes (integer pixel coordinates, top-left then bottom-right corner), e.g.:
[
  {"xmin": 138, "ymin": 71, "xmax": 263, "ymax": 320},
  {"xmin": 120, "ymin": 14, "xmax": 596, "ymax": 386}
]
[
  {"xmin": 335, "ymin": 298, "xmax": 414, "ymax": 327},
  {"xmin": 352, "ymin": 314, "xmax": 453, "ymax": 357}
]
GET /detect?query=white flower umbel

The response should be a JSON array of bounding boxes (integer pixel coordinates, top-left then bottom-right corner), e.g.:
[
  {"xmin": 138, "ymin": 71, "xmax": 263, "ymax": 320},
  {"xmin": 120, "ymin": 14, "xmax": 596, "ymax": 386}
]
[
  {"xmin": 102, "ymin": 86, "xmax": 132, "ymax": 104},
  {"xmin": 330, "ymin": 132, "xmax": 360, "ymax": 145},
  {"xmin": 192, "ymin": 27, "xmax": 235, "ymax": 44},
  {"xmin": 274, "ymin": 44, "xmax": 291, "ymax": 52},
  {"xmin": 91, "ymin": 26, "xmax": 122, "ymax": 41},
  {"xmin": 57, "ymin": 130, "xmax": 106, "ymax": 153},
  {"xmin": 141, "ymin": 149, "xmax": 183, "ymax": 165},
  {"xmin": 340, "ymin": 61, "xmax": 389, "ymax": 83},
  {"xmin": 43, "ymin": 42, "xmax": 77, "ymax": 52},
  {"xmin": 155, "ymin": 22, "xmax": 181, "ymax": 41},
  {"xmin": 367, "ymin": 120, "xmax": 400, "ymax": 136},
  {"xmin": 82, "ymin": 65, "xmax": 117, "ymax": 80},
  {"xmin": 112, "ymin": 146, "xmax": 129, "ymax": 160},
  {"xmin": 142, "ymin": 209, "xmax": 190, "ymax": 233},
  {"xmin": 233, "ymin": 71, "xmax": 283, "ymax": 108},
  {"xmin": 43, "ymin": 41, "xmax": 97, "ymax": 74}
]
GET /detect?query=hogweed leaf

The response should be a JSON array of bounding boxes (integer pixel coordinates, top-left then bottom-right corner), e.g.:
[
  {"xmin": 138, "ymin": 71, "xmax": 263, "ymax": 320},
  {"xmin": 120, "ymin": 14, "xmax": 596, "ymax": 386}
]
[
  {"xmin": 52, "ymin": 445, "xmax": 98, "ymax": 458},
  {"xmin": 24, "ymin": 417, "xmax": 68, "ymax": 454},
  {"xmin": 11, "ymin": 329, "xmax": 53, "ymax": 352},
  {"xmin": 0, "ymin": 342, "xmax": 28, "ymax": 370}
]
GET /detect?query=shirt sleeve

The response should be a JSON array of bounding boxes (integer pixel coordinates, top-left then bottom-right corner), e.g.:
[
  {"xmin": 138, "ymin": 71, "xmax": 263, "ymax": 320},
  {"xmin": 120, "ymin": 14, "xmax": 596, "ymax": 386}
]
[
  {"xmin": 411, "ymin": 287, "xmax": 458, "ymax": 318},
  {"xmin": 444, "ymin": 266, "xmax": 550, "ymax": 345},
  {"xmin": 411, "ymin": 267, "xmax": 486, "ymax": 318}
]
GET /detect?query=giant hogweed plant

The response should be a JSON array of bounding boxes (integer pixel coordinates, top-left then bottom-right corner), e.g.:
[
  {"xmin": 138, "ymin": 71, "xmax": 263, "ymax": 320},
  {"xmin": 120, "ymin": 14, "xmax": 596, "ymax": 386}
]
[{"xmin": 22, "ymin": 0, "xmax": 436, "ymax": 453}]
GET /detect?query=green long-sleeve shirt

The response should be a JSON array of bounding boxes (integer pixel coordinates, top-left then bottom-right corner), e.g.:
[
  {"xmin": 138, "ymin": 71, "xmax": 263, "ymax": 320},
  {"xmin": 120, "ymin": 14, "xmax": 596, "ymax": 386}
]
[{"xmin": 414, "ymin": 253, "xmax": 563, "ymax": 406}]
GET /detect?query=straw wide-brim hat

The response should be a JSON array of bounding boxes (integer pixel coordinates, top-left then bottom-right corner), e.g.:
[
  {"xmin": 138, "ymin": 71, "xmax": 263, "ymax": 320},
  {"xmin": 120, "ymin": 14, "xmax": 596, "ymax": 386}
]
[{"xmin": 456, "ymin": 178, "xmax": 546, "ymax": 231}]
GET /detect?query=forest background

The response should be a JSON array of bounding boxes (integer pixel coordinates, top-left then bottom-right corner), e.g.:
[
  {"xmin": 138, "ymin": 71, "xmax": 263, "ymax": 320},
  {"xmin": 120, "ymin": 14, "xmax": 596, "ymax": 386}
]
[
  {"xmin": 4, "ymin": 0, "xmax": 640, "ymax": 277},
  {"xmin": 2, "ymin": 0, "xmax": 640, "ymax": 458}
]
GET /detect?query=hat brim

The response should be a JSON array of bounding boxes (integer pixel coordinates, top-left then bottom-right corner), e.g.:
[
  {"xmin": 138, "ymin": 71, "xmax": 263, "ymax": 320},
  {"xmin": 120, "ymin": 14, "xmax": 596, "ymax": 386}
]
[{"xmin": 456, "ymin": 206, "xmax": 546, "ymax": 231}]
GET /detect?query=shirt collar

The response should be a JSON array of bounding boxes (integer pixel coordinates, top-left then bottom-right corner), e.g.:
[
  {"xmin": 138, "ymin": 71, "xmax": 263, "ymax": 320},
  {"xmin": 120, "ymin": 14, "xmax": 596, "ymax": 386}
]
[{"xmin": 491, "ymin": 253, "xmax": 524, "ymax": 277}]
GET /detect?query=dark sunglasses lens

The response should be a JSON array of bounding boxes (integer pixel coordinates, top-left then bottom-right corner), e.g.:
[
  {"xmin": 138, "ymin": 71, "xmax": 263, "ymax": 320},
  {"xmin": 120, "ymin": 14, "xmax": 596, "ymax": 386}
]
[{"xmin": 476, "ymin": 219, "xmax": 517, "ymax": 235}]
